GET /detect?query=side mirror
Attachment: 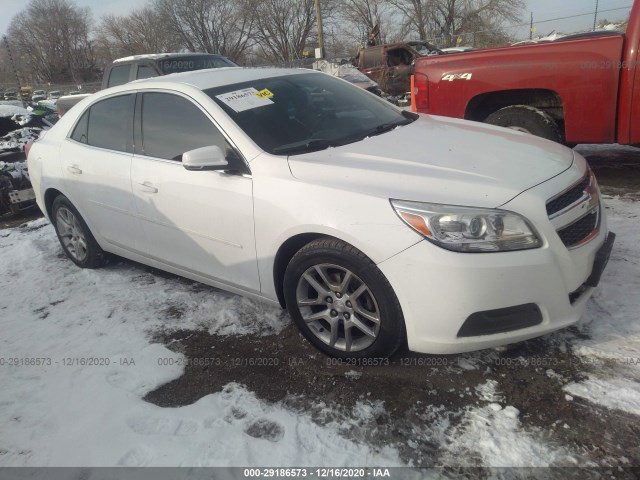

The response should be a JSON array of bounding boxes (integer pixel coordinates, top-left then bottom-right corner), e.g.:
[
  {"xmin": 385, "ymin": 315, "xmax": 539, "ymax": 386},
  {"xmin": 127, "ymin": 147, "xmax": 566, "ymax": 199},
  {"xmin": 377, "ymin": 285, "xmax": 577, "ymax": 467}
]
[{"xmin": 182, "ymin": 145, "xmax": 229, "ymax": 171}]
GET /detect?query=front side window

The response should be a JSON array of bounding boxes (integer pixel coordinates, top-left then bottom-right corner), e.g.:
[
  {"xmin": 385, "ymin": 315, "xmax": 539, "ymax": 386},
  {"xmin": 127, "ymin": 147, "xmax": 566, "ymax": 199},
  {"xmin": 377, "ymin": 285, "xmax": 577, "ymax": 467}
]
[
  {"xmin": 140, "ymin": 92, "xmax": 229, "ymax": 161},
  {"xmin": 206, "ymin": 73, "xmax": 416, "ymax": 155},
  {"xmin": 83, "ymin": 94, "xmax": 134, "ymax": 152},
  {"xmin": 363, "ymin": 48, "xmax": 383, "ymax": 68},
  {"xmin": 107, "ymin": 65, "xmax": 130, "ymax": 88}
]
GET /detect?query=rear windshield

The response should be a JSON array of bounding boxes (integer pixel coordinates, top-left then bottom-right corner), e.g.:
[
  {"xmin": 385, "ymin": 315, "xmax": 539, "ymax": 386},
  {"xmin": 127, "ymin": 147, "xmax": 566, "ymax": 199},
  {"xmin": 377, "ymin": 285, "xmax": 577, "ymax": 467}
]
[{"xmin": 158, "ymin": 55, "xmax": 237, "ymax": 74}]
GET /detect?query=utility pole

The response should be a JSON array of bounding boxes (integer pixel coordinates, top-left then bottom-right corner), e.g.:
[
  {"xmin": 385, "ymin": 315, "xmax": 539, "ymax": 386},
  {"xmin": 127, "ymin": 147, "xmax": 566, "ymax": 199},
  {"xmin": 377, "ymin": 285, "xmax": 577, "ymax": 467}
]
[
  {"xmin": 593, "ymin": 0, "xmax": 599, "ymax": 31},
  {"xmin": 314, "ymin": 0, "xmax": 325, "ymax": 59},
  {"xmin": 530, "ymin": 12, "xmax": 534, "ymax": 40},
  {"xmin": 3, "ymin": 35, "xmax": 26, "ymax": 109}
]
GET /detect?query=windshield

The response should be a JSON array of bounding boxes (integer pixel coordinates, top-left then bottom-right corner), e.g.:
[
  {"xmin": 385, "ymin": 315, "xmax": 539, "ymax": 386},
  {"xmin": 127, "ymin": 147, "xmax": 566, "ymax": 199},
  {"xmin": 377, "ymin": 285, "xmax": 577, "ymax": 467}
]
[
  {"xmin": 205, "ymin": 72, "xmax": 416, "ymax": 155},
  {"xmin": 159, "ymin": 55, "xmax": 238, "ymax": 75}
]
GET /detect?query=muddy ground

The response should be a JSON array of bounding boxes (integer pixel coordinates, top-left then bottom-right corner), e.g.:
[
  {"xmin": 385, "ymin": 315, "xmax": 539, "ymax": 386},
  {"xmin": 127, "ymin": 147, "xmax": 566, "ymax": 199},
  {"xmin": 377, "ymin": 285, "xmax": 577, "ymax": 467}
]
[{"xmin": 4, "ymin": 145, "xmax": 640, "ymax": 471}]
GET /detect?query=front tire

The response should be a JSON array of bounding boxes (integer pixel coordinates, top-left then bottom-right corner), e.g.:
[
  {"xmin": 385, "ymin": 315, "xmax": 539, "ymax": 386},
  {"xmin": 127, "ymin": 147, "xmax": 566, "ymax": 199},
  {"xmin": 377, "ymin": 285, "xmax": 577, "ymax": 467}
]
[
  {"xmin": 51, "ymin": 195, "xmax": 106, "ymax": 269},
  {"xmin": 484, "ymin": 105, "xmax": 563, "ymax": 143},
  {"xmin": 283, "ymin": 238, "xmax": 405, "ymax": 359}
]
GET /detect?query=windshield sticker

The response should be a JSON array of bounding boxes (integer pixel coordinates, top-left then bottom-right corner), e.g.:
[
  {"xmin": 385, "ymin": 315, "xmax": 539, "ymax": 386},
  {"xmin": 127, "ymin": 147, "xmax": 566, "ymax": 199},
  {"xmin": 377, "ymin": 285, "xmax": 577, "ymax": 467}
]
[
  {"xmin": 215, "ymin": 87, "xmax": 273, "ymax": 112},
  {"xmin": 256, "ymin": 88, "xmax": 274, "ymax": 99}
]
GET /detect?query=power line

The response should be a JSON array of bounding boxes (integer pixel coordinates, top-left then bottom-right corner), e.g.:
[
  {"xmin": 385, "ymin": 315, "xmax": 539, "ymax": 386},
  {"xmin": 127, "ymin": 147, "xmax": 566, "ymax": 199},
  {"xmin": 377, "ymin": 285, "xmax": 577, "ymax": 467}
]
[{"xmin": 506, "ymin": 5, "xmax": 632, "ymax": 30}]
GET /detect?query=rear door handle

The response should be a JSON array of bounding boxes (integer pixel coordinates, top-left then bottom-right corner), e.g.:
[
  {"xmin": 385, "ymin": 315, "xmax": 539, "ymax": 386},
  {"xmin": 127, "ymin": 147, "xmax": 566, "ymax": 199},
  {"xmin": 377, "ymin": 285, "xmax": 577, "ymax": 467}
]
[
  {"xmin": 137, "ymin": 181, "xmax": 158, "ymax": 193},
  {"xmin": 67, "ymin": 165, "xmax": 82, "ymax": 175}
]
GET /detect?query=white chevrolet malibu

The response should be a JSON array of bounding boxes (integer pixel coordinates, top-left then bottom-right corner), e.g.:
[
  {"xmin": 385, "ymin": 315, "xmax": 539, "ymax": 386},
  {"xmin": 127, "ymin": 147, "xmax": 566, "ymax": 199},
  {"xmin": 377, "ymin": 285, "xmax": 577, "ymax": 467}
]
[{"xmin": 27, "ymin": 68, "xmax": 615, "ymax": 358}]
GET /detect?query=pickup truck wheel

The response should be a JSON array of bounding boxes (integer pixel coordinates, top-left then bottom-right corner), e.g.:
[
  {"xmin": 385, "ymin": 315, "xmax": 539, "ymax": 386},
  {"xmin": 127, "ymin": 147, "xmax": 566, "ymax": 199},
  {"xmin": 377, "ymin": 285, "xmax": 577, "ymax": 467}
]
[
  {"xmin": 52, "ymin": 195, "xmax": 106, "ymax": 269},
  {"xmin": 283, "ymin": 238, "xmax": 405, "ymax": 359},
  {"xmin": 485, "ymin": 106, "xmax": 562, "ymax": 143}
]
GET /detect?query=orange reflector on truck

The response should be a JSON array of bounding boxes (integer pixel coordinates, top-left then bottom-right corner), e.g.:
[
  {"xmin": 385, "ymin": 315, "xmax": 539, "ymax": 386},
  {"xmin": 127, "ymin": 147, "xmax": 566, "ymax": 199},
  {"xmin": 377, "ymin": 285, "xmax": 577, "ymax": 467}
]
[{"xmin": 410, "ymin": 75, "xmax": 417, "ymax": 112}]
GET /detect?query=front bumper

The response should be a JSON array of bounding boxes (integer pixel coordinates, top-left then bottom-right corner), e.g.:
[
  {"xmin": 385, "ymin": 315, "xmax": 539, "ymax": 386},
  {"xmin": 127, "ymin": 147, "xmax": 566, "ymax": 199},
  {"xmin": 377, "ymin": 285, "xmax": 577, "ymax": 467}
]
[{"xmin": 379, "ymin": 228, "xmax": 610, "ymax": 354}]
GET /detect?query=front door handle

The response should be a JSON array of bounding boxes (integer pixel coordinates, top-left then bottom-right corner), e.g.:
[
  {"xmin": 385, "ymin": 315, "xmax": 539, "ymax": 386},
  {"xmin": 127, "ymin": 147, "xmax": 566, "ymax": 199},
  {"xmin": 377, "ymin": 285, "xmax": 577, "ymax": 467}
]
[
  {"xmin": 137, "ymin": 181, "xmax": 158, "ymax": 193},
  {"xmin": 67, "ymin": 165, "xmax": 82, "ymax": 175}
]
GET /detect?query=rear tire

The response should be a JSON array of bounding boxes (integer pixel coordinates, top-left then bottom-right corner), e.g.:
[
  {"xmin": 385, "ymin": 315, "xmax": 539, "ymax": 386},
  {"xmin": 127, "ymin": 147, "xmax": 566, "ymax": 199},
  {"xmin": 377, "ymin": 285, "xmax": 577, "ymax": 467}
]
[
  {"xmin": 51, "ymin": 195, "xmax": 106, "ymax": 269},
  {"xmin": 283, "ymin": 238, "xmax": 405, "ymax": 359},
  {"xmin": 485, "ymin": 105, "xmax": 563, "ymax": 143}
]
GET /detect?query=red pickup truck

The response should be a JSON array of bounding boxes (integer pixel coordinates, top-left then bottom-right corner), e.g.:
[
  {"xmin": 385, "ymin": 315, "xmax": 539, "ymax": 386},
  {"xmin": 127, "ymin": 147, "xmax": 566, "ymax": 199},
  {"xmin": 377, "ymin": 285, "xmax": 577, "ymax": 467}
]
[{"xmin": 411, "ymin": 0, "xmax": 639, "ymax": 146}]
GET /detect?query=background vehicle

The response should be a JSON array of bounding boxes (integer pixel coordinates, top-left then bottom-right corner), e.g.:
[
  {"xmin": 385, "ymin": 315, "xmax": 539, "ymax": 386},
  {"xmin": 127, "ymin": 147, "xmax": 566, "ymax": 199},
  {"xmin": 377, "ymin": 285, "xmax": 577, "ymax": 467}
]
[
  {"xmin": 32, "ymin": 90, "xmax": 47, "ymax": 102},
  {"xmin": 411, "ymin": 0, "xmax": 640, "ymax": 145},
  {"xmin": 4, "ymin": 89, "xmax": 18, "ymax": 100},
  {"xmin": 28, "ymin": 68, "xmax": 613, "ymax": 358},
  {"xmin": 20, "ymin": 86, "xmax": 33, "ymax": 101},
  {"xmin": 56, "ymin": 52, "xmax": 237, "ymax": 117},
  {"xmin": 356, "ymin": 42, "xmax": 440, "ymax": 96},
  {"xmin": 48, "ymin": 91, "xmax": 62, "ymax": 100}
]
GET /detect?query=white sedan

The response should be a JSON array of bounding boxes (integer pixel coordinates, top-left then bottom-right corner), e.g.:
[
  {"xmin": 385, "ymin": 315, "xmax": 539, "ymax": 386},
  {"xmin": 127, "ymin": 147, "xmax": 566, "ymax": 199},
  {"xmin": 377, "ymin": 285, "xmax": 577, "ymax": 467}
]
[{"xmin": 27, "ymin": 67, "xmax": 615, "ymax": 358}]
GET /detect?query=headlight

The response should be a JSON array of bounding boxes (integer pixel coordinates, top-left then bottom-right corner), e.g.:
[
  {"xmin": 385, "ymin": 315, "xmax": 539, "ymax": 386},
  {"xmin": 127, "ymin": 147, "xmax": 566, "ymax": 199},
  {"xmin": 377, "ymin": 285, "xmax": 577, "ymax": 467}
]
[{"xmin": 390, "ymin": 200, "xmax": 541, "ymax": 253}]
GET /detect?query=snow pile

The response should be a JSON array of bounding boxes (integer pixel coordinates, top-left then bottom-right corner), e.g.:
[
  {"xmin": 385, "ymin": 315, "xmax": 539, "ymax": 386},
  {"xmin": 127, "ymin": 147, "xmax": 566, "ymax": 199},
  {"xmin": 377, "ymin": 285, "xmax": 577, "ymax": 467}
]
[
  {"xmin": 0, "ymin": 105, "xmax": 30, "ymax": 118},
  {"xmin": 0, "ymin": 219, "xmax": 399, "ymax": 466},
  {"xmin": 441, "ymin": 380, "xmax": 581, "ymax": 467},
  {"xmin": 0, "ymin": 127, "xmax": 42, "ymax": 154},
  {"xmin": 564, "ymin": 377, "xmax": 640, "ymax": 416}
]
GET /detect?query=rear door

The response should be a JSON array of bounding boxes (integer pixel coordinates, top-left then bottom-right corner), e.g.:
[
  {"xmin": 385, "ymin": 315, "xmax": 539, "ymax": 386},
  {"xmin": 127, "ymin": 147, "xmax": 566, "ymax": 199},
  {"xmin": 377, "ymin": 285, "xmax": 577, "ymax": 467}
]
[
  {"xmin": 130, "ymin": 91, "xmax": 259, "ymax": 291},
  {"xmin": 59, "ymin": 93, "xmax": 144, "ymax": 252}
]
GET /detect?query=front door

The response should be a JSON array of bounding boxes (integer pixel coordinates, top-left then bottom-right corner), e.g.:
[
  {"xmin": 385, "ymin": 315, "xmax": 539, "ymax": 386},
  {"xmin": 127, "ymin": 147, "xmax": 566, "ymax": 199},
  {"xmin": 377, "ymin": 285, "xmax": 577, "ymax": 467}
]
[{"xmin": 130, "ymin": 91, "xmax": 259, "ymax": 292}]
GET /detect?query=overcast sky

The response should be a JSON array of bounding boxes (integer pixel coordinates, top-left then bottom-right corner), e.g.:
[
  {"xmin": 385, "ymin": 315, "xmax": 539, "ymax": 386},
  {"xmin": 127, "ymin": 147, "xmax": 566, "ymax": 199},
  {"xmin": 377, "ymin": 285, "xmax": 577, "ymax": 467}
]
[{"xmin": 0, "ymin": 0, "xmax": 634, "ymax": 40}]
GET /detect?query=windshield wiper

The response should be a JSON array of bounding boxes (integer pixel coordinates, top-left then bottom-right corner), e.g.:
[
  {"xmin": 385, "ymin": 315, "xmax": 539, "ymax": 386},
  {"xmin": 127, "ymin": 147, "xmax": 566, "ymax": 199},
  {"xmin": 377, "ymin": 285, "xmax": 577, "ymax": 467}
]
[
  {"xmin": 359, "ymin": 116, "xmax": 416, "ymax": 140},
  {"xmin": 272, "ymin": 139, "xmax": 335, "ymax": 155}
]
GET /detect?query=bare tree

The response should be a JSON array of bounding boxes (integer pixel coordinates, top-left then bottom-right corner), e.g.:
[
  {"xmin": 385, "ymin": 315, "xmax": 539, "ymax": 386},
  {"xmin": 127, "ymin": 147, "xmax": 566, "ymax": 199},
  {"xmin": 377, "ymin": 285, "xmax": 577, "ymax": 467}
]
[
  {"xmin": 96, "ymin": 6, "xmax": 180, "ymax": 61},
  {"xmin": 341, "ymin": 0, "xmax": 390, "ymax": 44},
  {"xmin": 390, "ymin": 0, "xmax": 523, "ymax": 46},
  {"xmin": 7, "ymin": 0, "xmax": 97, "ymax": 84},
  {"xmin": 154, "ymin": 0, "xmax": 256, "ymax": 62},
  {"xmin": 252, "ymin": 0, "xmax": 318, "ymax": 63},
  {"xmin": 388, "ymin": 0, "xmax": 434, "ymax": 40}
]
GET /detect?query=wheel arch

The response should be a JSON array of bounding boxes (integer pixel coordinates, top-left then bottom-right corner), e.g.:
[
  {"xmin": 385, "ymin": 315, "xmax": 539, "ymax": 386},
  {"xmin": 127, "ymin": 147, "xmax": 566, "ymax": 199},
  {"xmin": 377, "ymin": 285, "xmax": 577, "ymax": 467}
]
[
  {"xmin": 44, "ymin": 187, "xmax": 65, "ymax": 219},
  {"xmin": 465, "ymin": 88, "xmax": 565, "ymax": 130},
  {"xmin": 273, "ymin": 233, "xmax": 330, "ymax": 308}
]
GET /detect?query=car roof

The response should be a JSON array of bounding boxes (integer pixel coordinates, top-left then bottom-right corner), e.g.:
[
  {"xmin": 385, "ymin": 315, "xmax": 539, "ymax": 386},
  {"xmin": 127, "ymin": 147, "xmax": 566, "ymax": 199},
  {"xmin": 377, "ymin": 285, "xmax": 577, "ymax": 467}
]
[{"xmin": 125, "ymin": 67, "xmax": 313, "ymax": 91}]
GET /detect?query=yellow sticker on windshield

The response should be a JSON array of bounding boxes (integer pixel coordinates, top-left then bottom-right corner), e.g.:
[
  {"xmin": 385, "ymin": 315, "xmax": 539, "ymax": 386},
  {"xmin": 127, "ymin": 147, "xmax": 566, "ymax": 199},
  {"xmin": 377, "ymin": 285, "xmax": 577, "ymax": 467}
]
[{"xmin": 256, "ymin": 88, "xmax": 274, "ymax": 99}]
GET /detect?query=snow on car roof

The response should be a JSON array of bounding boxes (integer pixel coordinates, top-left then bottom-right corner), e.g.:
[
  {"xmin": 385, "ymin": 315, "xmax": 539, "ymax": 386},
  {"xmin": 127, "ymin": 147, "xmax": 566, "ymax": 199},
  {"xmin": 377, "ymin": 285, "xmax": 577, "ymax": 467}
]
[
  {"xmin": 128, "ymin": 67, "xmax": 312, "ymax": 91},
  {"xmin": 113, "ymin": 52, "xmax": 228, "ymax": 63}
]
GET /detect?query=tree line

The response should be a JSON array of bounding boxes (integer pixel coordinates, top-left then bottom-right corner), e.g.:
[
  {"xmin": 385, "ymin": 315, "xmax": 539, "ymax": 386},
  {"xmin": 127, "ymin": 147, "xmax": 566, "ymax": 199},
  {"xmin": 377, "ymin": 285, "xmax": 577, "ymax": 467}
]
[{"xmin": 2, "ymin": 0, "xmax": 524, "ymax": 85}]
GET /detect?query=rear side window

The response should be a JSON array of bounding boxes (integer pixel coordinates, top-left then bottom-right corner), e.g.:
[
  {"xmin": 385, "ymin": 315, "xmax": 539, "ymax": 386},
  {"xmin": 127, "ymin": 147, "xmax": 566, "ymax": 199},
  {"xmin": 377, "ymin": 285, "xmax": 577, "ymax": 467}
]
[
  {"xmin": 140, "ymin": 92, "xmax": 229, "ymax": 161},
  {"xmin": 107, "ymin": 65, "xmax": 130, "ymax": 87},
  {"xmin": 85, "ymin": 94, "xmax": 134, "ymax": 152},
  {"xmin": 70, "ymin": 110, "xmax": 89, "ymax": 144},
  {"xmin": 136, "ymin": 65, "xmax": 157, "ymax": 80}
]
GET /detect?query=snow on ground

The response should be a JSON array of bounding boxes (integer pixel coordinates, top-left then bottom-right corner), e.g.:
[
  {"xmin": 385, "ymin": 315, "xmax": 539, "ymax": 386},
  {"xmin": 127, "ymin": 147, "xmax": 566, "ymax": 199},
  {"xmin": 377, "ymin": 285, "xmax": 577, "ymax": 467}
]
[
  {"xmin": 576, "ymin": 144, "xmax": 640, "ymax": 155},
  {"xmin": 440, "ymin": 380, "xmax": 583, "ymax": 468},
  {"xmin": 0, "ymin": 219, "xmax": 399, "ymax": 467},
  {"xmin": 564, "ymin": 377, "xmax": 640, "ymax": 417},
  {"xmin": 1, "ymin": 196, "xmax": 639, "ymax": 467}
]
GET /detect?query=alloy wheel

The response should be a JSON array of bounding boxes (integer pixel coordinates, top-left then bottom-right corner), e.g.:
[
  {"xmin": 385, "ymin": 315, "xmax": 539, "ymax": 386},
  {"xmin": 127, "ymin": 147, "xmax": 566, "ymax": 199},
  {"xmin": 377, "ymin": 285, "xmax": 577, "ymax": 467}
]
[{"xmin": 295, "ymin": 263, "xmax": 381, "ymax": 352}]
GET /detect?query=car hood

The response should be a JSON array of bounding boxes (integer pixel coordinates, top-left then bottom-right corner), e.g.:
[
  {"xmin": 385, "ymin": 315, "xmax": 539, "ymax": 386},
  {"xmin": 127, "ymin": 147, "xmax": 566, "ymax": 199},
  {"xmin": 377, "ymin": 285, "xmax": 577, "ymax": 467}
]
[{"xmin": 287, "ymin": 114, "xmax": 574, "ymax": 208}]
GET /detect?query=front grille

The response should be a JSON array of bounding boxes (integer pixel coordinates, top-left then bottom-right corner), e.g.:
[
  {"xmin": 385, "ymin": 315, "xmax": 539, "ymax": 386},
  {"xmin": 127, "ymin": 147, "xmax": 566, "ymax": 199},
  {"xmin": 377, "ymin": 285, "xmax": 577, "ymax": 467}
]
[
  {"xmin": 557, "ymin": 210, "xmax": 598, "ymax": 247},
  {"xmin": 546, "ymin": 176, "xmax": 590, "ymax": 216}
]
